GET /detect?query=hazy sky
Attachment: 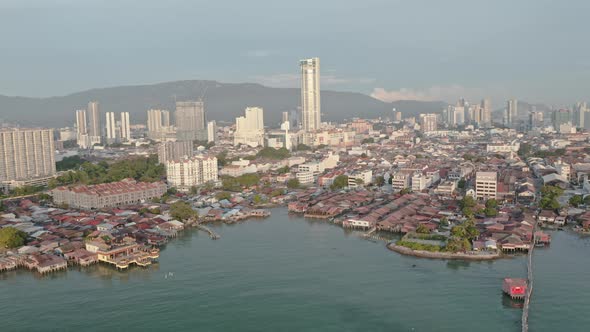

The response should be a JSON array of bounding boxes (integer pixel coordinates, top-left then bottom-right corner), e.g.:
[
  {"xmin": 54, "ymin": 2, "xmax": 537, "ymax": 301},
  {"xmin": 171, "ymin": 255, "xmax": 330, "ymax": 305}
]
[{"xmin": 1, "ymin": 0, "xmax": 589, "ymax": 107}]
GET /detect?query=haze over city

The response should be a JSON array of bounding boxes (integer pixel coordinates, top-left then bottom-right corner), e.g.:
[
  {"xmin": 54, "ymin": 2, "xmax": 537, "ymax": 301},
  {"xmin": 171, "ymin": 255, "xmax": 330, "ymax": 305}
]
[
  {"xmin": 1, "ymin": 0, "xmax": 589, "ymax": 106},
  {"xmin": 2, "ymin": 2, "xmax": 590, "ymax": 332}
]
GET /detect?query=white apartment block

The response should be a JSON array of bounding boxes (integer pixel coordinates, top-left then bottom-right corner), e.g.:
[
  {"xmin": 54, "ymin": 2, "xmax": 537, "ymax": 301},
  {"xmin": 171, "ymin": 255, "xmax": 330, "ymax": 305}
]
[
  {"xmin": 348, "ymin": 170, "xmax": 373, "ymax": 188},
  {"xmin": 391, "ymin": 171, "xmax": 413, "ymax": 191},
  {"xmin": 475, "ymin": 171, "xmax": 497, "ymax": 200},
  {"xmin": 0, "ymin": 128, "xmax": 56, "ymax": 183},
  {"xmin": 157, "ymin": 141, "xmax": 194, "ymax": 164},
  {"xmin": 166, "ymin": 156, "xmax": 218, "ymax": 191},
  {"xmin": 234, "ymin": 107, "xmax": 265, "ymax": 147}
]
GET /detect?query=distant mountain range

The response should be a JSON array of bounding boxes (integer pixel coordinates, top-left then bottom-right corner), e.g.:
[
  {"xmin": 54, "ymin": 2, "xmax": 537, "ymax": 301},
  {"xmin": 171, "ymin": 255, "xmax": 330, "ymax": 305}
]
[{"xmin": 0, "ymin": 80, "xmax": 447, "ymax": 128}]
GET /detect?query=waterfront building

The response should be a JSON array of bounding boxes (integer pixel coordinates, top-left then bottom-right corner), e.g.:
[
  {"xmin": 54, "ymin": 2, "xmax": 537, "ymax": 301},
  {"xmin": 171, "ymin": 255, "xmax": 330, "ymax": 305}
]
[
  {"xmin": 300, "ymin": 57, "xmax": 321, "ymax": 133},
  {"xmin": 166, "ymin": 155, "xmax": 218, "ymax": 191},
  {"xmin": 157, "ymin": 141, "xmax": 194, "ymax": 164},
  {"xmin": 234, "ymin": 107, "xmax": 265, "ymax": 147},
  {"xmin": 176, "ymin": 100, "xmax": 206, "ymax": 141},
  {"xmin": 475, "ymin": 171, "xmax": 497, "ymax": 200},
  {"xmin": 51, "ymin": 178, "xmax": 167, "ymax": 209},
  {"xmin": 0, "ymin": 128, "xmax": 56, "ymax": 185}
]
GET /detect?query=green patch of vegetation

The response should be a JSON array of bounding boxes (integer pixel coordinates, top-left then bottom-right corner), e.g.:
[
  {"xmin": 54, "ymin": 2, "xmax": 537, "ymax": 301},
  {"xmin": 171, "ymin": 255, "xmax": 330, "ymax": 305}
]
[
  {"xmin": 569, "ymin": 195, "xmax": 583, "ymax": 207},
  {"xmin": 215, "ymin": 191, "xmax": 232, "ymax": 201},
  {"xmin": 294, "ymin": 143, "xmax": 311, "ymax": 151},
  {"xmin": 0, "ymin": 227, "xmax": 27, "ymax": 249},
  {"xmin": 221, "ymin": 174, "xmax": 261, "ymax": 191},
  {"xmin": 286, "ymin": 178, "xmax": 300, "ymax": 189},
  {"xmin": 256, "ymin": 147, "xmax": 291, "ymax": 160},
  {"xmin": 169, "ymin": 201, "xmax": 197, "ymax": 222},
  {"xmin": 48, "ymin": 155, "xmax": 164, "ymax": 188},
  {"xmin": 56, "ymin": 155, "xmax": 87, "ymax": 171},
  {"xmin": 539, "ymin": 185, "xmax": 563, "ymax": 210},
  {"xmin": 9, "ymin": 185, "xmax": 45, "ymax": 197},
  {"xmin": 374, "ymin": 176, "xmax": 385, "ymax": 187},
  {"xmin": 361, "ymin": 138, "xmax": 374, "ymax": 144},
  {"xmin": 330, "ymin": 175, "xmax": 349, "ymax": 190},
  {"xmin": 533, "ymin": 149, "xmax": 566, "ymax": 158},
  {"xmin": 406, "ymin": 233, "xmax": 447, "ymax": 241},
  {"xmin": 400, "ymin": 188, "xmax": 412, "ymax": 195},
  {"xmin": 396, "ymin": 240, "xmax": 442, "ymax": 252}
]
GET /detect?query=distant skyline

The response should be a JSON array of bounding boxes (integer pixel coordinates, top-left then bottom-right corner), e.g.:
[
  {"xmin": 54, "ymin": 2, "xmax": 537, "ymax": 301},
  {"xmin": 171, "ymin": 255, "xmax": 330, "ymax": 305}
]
[{"xmin": 1, "ymin": 0, "xmax": 589, "ymax": 107}]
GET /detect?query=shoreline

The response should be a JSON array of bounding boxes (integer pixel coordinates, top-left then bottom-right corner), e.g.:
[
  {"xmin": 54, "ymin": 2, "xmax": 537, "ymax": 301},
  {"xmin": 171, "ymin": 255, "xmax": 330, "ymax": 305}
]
[{"xmin": 386, "ymin": 243, "xmax": 502, "ymax": 261}]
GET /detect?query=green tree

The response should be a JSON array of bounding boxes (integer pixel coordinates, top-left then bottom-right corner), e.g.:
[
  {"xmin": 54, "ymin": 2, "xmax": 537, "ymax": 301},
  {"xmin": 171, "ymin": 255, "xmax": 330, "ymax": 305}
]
[
  {"xmin": 256, "ymin": 147, "xmax": 291, "ymax": 160},
  {"xmin": 400, "ymin": 188, "xmax": 412, "ymax": 195},
  {"xmin": 459, "ymin": 196, "xmax": 476, "ymax": 209},
  {"xmin": 484, "ymin": 207, "xmax": 498, "ymax": 217},
  {"xmin": 0, "ymin": 227, "xmax": 27, "ymax": 249},
  {"xmin": 330, "ymin": 175, "xmax": 349, "ymax": 190},
  {"xmin": 189, "ymin": 186, "xmax": 199, "ymax": 195},
  {"xmin": 457, "ymin": 179, "xmax": 466, "ymax": 189},
  {"xmin": 276, "ymin": 166, "xmax": 290, "ymax": 174},
  {"xmin": 169, "ymin": 201, "xmax": 197, "ymax": 222},
  {"xmin": 569, "ymin": 195, "xmax": 583, "ymax": 207},
  {"xmin": 450, "ymin": 225, "xmax": 467, "ymax": 238},
  {"xmin": 361, "ymin": 138, "xmax": 374, "ymax": 144},
  {"xmin": 416, "ymin": 224, "xmax": 430, "ymax": 234},
  {"xmin": 485, "ymin": 199, "xmax": 498, "ymax": 209},
  {"xmin": 295, "ymin": 143, "xmax": 311, "ymax": 151},
  {"xmin": 374, "ymin": 176, "xmax": 385, "ymax": 187},
  {"xmin": 287, "ymin": 178, "xmax": 300, "ymax": 189},
  {"xmin": 215, "ymin": 192, "xmax": 232, "ymax": 201},
  {"xmin": 253, "ymin": 194, "xmax": 264, "ymax": 204}
]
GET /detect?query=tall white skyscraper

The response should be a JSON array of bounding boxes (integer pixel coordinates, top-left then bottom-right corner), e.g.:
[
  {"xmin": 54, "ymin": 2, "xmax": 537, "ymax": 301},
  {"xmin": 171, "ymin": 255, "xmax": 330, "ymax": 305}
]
[
  {"xmin": 0, "ymin": 128, "xmax": 56, "ymax": 182},
  {"xmin": 480, "ymin": 98, "xmax": 492, "ymax": 127},
  {"xmin": 234, "ymin": 107, "xmax": 265, "ymax": 147},
  {"xmin": 120, "ymin": 112, "xmax": 130, "ymax": 141},
  {"xmin": 105, "ymin": 112, "xmax": 116, "ymax": 142},
  {"xmin": 75, "ymin": 109, "xmax": 89, "ymax": 148},
  {"xmin": 87, "ymin": 101, "xmax": 101, "ymax": 145},
  {"xmin": 207, "ymin": 120, "xmax": 218, "ymax": 143},
  {"xmin": 87, "ymin": 101, "xmax": 100, "ymax": 137},
  {"xmin": 300, "ymin": 57, "xmax": 321, "ymax": 132},
  {"xmin": 505, "ymin": 99, "xmax": 518, "ymax": 128}
]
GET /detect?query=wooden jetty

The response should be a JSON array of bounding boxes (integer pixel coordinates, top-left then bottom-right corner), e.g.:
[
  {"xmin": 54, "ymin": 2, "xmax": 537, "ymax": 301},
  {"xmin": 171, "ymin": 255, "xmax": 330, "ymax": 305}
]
[{"xmin": 196, "ymin": 224, "xmax": 220, "ymax": 240}]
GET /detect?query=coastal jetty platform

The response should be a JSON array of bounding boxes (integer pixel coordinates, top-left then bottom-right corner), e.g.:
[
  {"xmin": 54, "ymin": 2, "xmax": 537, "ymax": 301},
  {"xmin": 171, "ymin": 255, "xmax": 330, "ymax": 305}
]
[
  {"xmin": 386, "ymin": 243, "xmax": 501, "ymax": 260},
  {"xmin": 196, "ymin": 224, "xmax": 220, "ymax": 240}
]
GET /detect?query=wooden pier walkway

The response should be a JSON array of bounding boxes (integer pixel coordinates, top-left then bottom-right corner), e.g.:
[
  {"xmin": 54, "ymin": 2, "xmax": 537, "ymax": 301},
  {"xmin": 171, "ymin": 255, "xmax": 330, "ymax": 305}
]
[
  {"xmin": 196, "ymin": 224, "xmax": 220, "ymax": 240},
  {"xmin": 521, "ymin": 219, "xmax": 537, "ymax": 332}
]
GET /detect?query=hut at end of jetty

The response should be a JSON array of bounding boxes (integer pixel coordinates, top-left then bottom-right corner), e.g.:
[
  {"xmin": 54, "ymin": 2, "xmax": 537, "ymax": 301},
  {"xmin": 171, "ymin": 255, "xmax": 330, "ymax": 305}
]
[{"xmin": 502, "ymin": 278, "xmax": 527, "ymax": 299}]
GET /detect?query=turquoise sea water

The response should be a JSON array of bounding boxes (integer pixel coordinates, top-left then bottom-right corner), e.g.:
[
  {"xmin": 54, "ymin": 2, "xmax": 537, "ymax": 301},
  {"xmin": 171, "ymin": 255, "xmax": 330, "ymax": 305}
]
[{"xmin": 1, "ymin": 208, "xmax": 589, "ymax": 331}]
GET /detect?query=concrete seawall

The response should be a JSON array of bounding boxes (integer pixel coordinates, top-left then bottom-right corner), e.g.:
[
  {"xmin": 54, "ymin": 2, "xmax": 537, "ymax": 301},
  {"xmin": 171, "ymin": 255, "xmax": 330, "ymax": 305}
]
[{"xmin": 386, "ymin": 243, "xmax": 501, "ymax": 261}]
